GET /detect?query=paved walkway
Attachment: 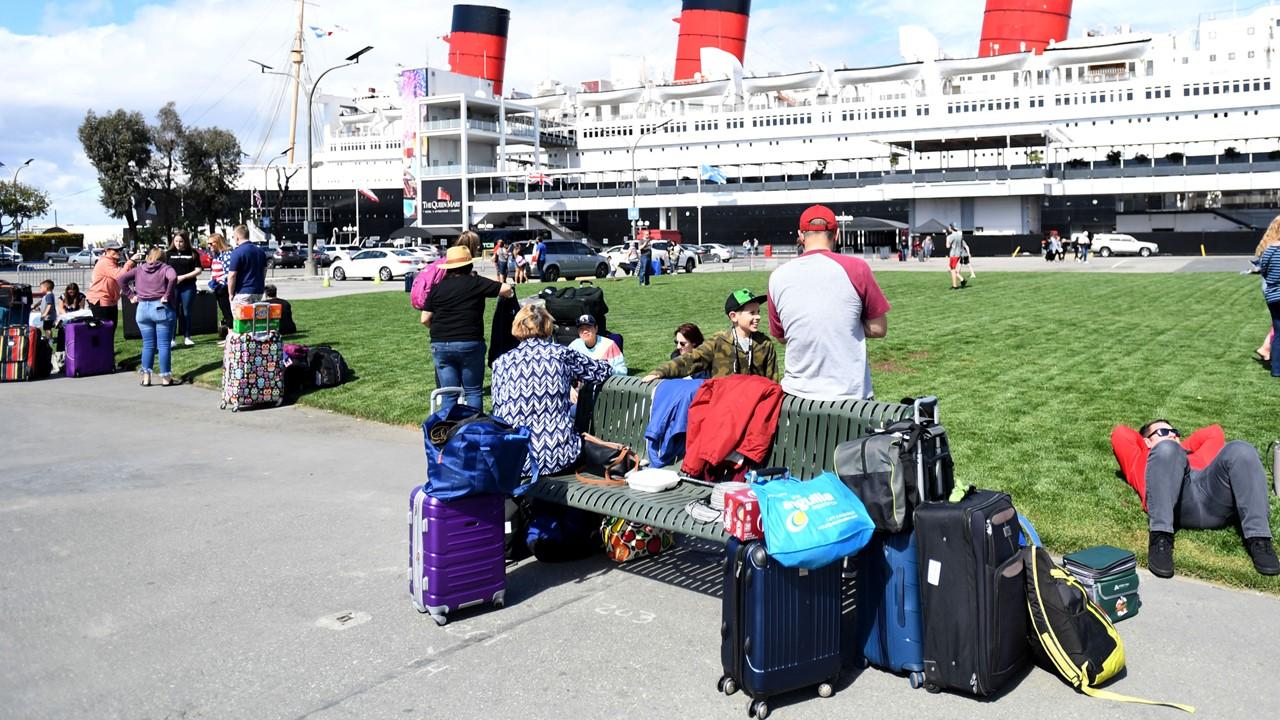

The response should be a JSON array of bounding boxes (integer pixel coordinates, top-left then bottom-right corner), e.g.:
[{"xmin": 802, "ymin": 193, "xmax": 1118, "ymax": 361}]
[{"xmin": 2, "ymin": 374, "xmax": 1276, "ymax": 718}]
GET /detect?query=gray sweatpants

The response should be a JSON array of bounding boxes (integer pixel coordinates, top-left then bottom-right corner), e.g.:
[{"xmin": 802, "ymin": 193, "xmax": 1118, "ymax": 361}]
[{"xmin": 1145, "ymin": 440, "xmax": 1273, "ymax": 539}]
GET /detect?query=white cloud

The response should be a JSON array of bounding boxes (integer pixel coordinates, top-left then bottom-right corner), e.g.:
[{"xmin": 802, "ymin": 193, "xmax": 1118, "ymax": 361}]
[{"xmin": 0, "ymin": 0, "xmax": 1222, "ymax": 226}]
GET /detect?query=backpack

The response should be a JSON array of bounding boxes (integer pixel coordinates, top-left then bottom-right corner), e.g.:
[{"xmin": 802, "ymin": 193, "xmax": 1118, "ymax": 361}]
[
  {"xmin": 539, "ymin": 285, "xmax": 608, "ymax": 333},
  {"xmin": 410, "ymin": 258, "xmax": 446, "ymax": 311},
  {"xmin": 834, "ymin": 418, "xmax": 953, "ymax": 533},
  {"xmin": 307, "ymin": 346, "xmax": 348, "ymax": 388},
  {"xmin": 1023, "ymin": 546, "xmax": 1194, "ymax": 713}
]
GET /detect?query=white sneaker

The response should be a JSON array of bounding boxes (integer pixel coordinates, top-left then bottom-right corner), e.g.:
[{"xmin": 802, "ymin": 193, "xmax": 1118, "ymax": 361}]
[
  {"xmin": 184, "ymin": 337, "xmax": 195, "ymax": 346},
  {"xmin": 170, "ymin": 340, "xmax": 177, "ymax": 348}
]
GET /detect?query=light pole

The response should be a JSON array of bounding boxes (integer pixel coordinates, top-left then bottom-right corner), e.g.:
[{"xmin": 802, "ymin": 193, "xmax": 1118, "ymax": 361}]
[
  {"xmin": 251, "ymin": 45, "xmax": 373, "ymax": 277},
  {"xmin": 630, "ymin": 119, "xmax": 672, "ymax": 243},
  {"xmin": 3, "ymin": 158, "xmax": 34, "ymax": 242},
  {"xmin": 263, "ymin": 148, "xmax": 290, "ymax": 236}
]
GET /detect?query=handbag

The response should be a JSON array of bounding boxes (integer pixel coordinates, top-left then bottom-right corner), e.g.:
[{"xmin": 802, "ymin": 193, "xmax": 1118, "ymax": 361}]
[
  {"xmin": 421, "ymin": 404, "xmax": 532, "ymax": 500},
  {"xmin": 575, "ymin": 433, "xmax": 639, "ymax": 486},
  {"xmin": 753, "ymin": 470, "xmax": 875, "ymax": 569},
  {"xmin": 601, "ymin": 516, "xmax": 675, "ymax": 563}
]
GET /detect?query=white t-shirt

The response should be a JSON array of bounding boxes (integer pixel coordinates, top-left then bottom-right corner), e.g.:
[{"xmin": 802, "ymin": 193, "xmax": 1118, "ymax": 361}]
[{"xmin": 767, "ymin": 250, "xmax": 891, "ymax": 400}]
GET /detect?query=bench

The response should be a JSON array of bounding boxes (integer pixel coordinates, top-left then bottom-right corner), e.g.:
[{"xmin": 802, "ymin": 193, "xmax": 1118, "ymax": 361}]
[{"xmin": 519, "ymin": 375, "xmax": 914, "ymax": 543}]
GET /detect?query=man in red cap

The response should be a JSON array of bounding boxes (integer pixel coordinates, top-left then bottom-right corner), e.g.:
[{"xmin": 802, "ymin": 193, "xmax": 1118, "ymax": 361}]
[{"xmin": 767, "ymin": 205, "xmax": 890, "ymax": 400}]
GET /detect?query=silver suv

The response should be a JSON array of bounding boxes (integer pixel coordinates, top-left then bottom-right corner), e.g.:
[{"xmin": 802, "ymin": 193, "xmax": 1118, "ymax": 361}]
[{"xmin": 531, "ymin": 240, "xmax": 610, "ymax": 282}]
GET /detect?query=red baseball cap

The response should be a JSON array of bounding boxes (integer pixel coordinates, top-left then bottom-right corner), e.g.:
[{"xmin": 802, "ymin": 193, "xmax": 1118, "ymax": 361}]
[{"xmin": 799, "ymin": 205, "xmax": 837, "ymax": 232}]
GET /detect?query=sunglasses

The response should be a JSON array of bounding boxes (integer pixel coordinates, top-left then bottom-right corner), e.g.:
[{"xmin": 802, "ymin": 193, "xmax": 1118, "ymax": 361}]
[{"xmin": 1145, "ymin": 427, "xmax": 1180, "ymax": 439}]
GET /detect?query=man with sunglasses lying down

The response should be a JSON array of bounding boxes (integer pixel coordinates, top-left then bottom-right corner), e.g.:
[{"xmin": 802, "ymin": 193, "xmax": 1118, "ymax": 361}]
[{"xmin": 1111, "ymin": 420, "xmax": 1278, "ymax": 578}]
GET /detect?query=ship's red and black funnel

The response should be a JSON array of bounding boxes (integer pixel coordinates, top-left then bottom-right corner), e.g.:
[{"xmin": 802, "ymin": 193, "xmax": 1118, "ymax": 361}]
[
  {"xmin": 674, "ymin": 0, "xmax": 751, "ymax": 81},
  {"xmin": 445, "ymin": 4, "xmax": 510, "ymax": 95},
  {"xmin": 979, "ymin": 0, "xmax": 1073, "ymax": 57}
]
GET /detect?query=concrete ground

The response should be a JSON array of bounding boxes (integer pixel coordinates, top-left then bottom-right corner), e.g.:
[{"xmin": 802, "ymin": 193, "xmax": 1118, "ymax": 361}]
[{"xmin": 2, "ymin": 373, "xmax": 1277, "ymax": 719}]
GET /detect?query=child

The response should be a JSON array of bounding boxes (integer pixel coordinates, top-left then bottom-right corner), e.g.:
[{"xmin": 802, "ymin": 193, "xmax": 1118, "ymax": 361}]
[
  {"xmin": 642, "ymin": 289, "xmax": 778, "ymax": 381},
  {"xmin": 38, "ymin": 279, "xmax": 56, "ymax": 333},
  {"xmin": 263, "ymin": 284, "xmax": 297, "ymax": 335}
]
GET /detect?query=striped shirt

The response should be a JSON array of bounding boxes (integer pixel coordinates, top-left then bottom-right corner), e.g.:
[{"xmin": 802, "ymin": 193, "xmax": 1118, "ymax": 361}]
[
  {"xmin": 1261, "ymin": 245, "xmax": 1280, "ymax": 305},
  {"xmin": 211, "ymin": 250, "xmax": 231, "ymax": 285}
]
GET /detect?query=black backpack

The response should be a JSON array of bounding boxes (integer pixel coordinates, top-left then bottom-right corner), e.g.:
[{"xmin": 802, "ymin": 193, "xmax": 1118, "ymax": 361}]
[
  {"xmin": 539, "ymin": 285, "xmax": 608, "ymax": 333},
  {"xmin": 307, "ymin": 346, "xmax": 348, "ymax": 388}
]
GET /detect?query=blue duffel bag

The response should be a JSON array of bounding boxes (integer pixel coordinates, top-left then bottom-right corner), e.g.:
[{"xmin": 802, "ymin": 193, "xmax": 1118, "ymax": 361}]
[
  {"xmin": 422, "ymin": 403, "xmax": 531, "ymax": 500},
  {"xmin": 754, "ymin": 470, "xmax": 876, "ymax": 570}
]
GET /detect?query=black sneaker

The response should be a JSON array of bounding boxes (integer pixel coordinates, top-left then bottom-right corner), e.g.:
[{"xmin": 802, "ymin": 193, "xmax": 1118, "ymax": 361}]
[
  {"xmin": 1246, "ymin": 537, "xmax": 1280, "ymax": 576},
  {"xmin": 1148, "ymin": 531, "xmax": 1175, "ymax": 579}
]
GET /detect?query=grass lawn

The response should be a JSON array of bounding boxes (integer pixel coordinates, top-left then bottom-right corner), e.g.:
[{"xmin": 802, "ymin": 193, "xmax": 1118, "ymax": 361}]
[{"xmin": 115, "ymin": 269, "xmax": 1280, "ymax": 591}]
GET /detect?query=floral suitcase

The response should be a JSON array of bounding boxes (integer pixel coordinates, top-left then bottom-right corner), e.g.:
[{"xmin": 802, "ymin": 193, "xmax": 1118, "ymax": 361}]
[{"xmin": 220, "ymin": 330, "xmax": 283, "ymax": 411}]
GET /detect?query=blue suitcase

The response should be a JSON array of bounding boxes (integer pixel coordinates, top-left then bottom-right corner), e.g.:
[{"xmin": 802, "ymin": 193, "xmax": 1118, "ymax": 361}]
[
  {"xmin": 719, "ymin": 538, "xmax": 842, "ymax": 719},
  {"xmin": 854, "ymin": 530, "xmax": 926, "ymax": 688}
]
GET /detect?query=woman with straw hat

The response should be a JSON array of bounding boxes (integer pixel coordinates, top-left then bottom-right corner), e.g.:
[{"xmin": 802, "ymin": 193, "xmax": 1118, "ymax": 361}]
[{"xmin": 421, "ymin": 245, "xmax": 513, "ymax": 411}]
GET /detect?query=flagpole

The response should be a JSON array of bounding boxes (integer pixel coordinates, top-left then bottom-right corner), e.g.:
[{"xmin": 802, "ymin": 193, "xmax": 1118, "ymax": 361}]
[
  {"xmin": 355, "ymin": 189, "xmax": 360, "ymax": 241},
  {"xmin": 697, "ymin": 168, "xmax": 703, "ymax": 246}
]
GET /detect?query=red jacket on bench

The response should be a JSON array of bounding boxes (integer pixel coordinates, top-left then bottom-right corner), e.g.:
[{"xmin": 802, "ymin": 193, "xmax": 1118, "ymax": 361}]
[{"xmin": 1109, "ymin": 424, "xmax": 1225, "ymax": 510}]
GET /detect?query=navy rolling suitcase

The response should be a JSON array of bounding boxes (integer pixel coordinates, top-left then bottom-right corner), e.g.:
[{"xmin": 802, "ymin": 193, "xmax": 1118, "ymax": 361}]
[
  {"xmin": 854, "ymin": 529, "xmax": 925, "ymax": 688},
  {"xmin": 719, "ymin": 538, "xmax": 842, "ymax": 719}
]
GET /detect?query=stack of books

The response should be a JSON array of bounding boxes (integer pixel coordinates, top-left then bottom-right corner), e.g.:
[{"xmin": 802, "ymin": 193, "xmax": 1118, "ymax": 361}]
[{"xmin": 1062, "ymin": 545, "xmax": 1141, "ymax": 623}]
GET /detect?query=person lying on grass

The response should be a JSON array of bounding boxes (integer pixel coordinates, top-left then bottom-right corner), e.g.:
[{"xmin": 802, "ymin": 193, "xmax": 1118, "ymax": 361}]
[
  {"xmin": 1110, "ymin": 420, "xmax": 1279, "ymax": 579},
  {"xmin": 641, "ymin": 289, "xmax": 777, "ymax": 382}
]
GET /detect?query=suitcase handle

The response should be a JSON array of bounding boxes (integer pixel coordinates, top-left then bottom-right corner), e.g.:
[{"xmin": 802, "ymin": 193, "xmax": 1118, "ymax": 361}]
[
  {"xmin": 746, "ymin": 467, "xmax": 790, "ymax": 484},
  {"xmin": 913, "ymin": 395, "xmax": 939, "ymax": 423},
  {"xmin": 431, "ymin": 387, "xmax": 464, "ymax": 412}
]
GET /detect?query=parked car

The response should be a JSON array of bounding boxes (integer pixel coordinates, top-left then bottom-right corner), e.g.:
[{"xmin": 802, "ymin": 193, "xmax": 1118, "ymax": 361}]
[
  {"xmin": 269, "ymin": 244, "xmax": 306, "ymax": 269},
  {"xmin": 329, "ymin": 248, "xmax": 421, "ymax": 281},
  {"xmin": 651, "ymin": 240, "xmax": 699, "ymax": 273},
  {"xmin": 529, "ymin": 240, "xmax": 610, "ymax": 282},
  {"xmin": 68, "ymin": 248, "xmax": 104, "ymax": 267},
  {"xmin": 1, "ymin": 247, "xmax": 25, "ymax": 264},
  {"xmin": 693, "ymin": 243, "xmax": 734, "ymax": 263},
  {"xmin": 1072, "ymin": 232, "xmax": 1158, "ymax": 257},
  {"xmin": 43, "ymin": 247, "xmax": 80, "ymax": 264}
]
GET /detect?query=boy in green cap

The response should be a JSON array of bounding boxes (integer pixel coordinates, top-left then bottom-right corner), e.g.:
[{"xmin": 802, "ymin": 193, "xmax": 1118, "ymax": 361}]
[{"xmin": 642, "ymin": 289, "xmax": 778, "ymax": 381}]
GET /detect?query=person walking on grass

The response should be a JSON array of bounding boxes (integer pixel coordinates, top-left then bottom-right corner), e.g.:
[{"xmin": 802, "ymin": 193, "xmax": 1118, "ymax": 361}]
[
  {"xmin": 945, "ymin": 224, "xmax": 967, "ymax": 290},
  {"xmin": 117, "ymin": 248, "xmax": 178, "ymax": 387}
]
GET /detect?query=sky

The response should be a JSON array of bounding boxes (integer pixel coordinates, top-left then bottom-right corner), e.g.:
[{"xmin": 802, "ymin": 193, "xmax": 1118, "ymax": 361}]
[{"xmin": 0, "ymin": 0, "xmax": 1226, "ymax": 228}]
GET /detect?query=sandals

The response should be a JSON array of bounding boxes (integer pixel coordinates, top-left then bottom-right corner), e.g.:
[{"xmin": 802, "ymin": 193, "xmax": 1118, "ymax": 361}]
[
  {"xmin": 1254, "ymin": 351, "xmax": 1271, "ymax": 364},
  {"xmin": 161, "ymin": 377, "xmax": 183, "ymax": 387},
  {"xmin": 140, "ymin": 372, "xmax": 152, "ymax": 387}
]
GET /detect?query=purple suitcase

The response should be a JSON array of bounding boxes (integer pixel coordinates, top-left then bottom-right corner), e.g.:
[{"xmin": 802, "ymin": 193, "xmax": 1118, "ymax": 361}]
[
  {"xmin": 64, "ymin": 319, "xmax": 115, "ymax": 378},
  {"xmin": 408, "ymin": 486, "xmax": 506, "ymax": 625}
]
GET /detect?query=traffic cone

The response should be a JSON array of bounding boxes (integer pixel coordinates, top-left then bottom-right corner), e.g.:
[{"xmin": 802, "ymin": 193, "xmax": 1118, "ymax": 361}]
[
  {"xmin": 373, "ymin": 275, "xmax": 382, "ymax": 285},
  {"xmin": 322, "ymin": 276, "xmax": 331, "ymax": 288}
]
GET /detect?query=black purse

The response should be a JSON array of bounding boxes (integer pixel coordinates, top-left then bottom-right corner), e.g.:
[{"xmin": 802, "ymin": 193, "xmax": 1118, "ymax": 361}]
[{"xmin": 575, "ymin": 433, "xmax": 639, "ymax": 486}]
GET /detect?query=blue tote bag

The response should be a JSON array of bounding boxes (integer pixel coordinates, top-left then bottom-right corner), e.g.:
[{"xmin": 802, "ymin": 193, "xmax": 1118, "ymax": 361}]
[
  {"xmin": 422, "ymin": 404, "xmax": 531, "ymax": 500},
  {"xmin": 754, "ymin": 471, "xmax": 876, "ymax": 569}
]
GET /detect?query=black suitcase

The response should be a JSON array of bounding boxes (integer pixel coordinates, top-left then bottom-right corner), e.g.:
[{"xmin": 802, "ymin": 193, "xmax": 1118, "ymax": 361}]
[
  {"xmin": 719, "ymin": 538, "xmax": 842, "ymax": 719},
  {"xmin": 0, "ymin": 283, "xmax": 33, "ymax": 326},
  {"xmin": 540, "ymin": 285, "xmax": 608, "ymax": 333},
  {"xmin": 915, "ymin": 488, "xmax": 1027, "ymax": 697},
  {"xmin": 122, "ymin": 292, "xmax": 219, "ymax": 339}
]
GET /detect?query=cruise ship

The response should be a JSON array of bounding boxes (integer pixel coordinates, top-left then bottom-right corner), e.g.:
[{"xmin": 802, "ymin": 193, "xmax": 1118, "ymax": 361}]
[{"xmin": 240, "ymin": 1, "xmax": 1280, "ymax": 255}]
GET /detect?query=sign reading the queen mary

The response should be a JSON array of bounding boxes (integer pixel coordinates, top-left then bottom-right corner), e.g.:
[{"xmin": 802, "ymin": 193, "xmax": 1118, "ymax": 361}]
[{"xmin": 419, "ymin": 178, "xmax": 464, "ymax": 227}]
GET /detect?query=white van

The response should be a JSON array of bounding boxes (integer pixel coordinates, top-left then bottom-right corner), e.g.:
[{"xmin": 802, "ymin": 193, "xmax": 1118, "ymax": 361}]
[{"xmin": 1072, "ymin": 232, "xmax": 1158, "ymax": 257}]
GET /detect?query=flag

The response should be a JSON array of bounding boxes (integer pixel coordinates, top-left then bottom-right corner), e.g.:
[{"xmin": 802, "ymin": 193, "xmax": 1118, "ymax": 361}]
[
  {"xmin": 436, "ymin": 186, "xmax": 453, "ymax": 202},
  {"xmin": 700, "ymin": 164, "xmax": 727, "ymax": 184},
  {"xmin": 358, "ymin": 188, "xmax": 380, "ymax": 203},
  {"xmin": 252, "ymin": 190, "xmax": 263, "ymax": 208},
  {"xmin": 309, "ymin": 25, "xmax": 346, "ymax": 38},
  {"xmin": 527, "ymin": 172, "xmax": 551, "ymax": 185}
]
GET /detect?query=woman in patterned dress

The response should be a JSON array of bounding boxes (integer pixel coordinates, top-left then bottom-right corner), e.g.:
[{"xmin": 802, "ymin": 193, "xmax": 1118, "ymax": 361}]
[{"xmin": 491, "ymin": 304, "xmax": 613, "ymax": 476}]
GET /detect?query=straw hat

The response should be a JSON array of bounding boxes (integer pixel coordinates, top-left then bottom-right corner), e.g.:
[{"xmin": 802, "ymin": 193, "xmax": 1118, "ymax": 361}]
[{"xmin": 439, "ymin": 245, "xmax": 474, "ymax": 270}]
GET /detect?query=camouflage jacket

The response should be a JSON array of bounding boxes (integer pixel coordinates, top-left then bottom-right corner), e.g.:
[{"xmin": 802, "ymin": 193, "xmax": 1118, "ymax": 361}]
[{"xmin": 653, "ymin": 329, "xmax": 778, "ymax": 381}]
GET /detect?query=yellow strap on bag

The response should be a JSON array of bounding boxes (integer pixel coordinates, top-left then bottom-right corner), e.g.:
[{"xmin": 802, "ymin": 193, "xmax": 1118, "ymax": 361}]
[{"xmin": 1026, "ymin": 548, "xmax": 1196, "ymax": 714}]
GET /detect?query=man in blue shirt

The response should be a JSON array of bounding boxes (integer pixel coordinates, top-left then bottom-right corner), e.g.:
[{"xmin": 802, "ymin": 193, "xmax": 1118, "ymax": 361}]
[
  {"xmin": 226, "ymin": 225, "xmax": 267, "ymax": 311},
  {"xmin": 533, "ymin": 238, "xmax": 547, "ymax": 279}
]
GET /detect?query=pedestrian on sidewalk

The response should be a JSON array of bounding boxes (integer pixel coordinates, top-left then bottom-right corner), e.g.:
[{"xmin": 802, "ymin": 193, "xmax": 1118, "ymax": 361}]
[{"xmin": 117, "ymin": 247, "xmax": 178, "ymax": 387}]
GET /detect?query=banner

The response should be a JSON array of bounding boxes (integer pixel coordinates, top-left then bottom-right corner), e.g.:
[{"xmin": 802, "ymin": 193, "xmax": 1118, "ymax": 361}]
[{"xmin": 420, "ymin": 178, "xmax": 464, "ymax": 226}]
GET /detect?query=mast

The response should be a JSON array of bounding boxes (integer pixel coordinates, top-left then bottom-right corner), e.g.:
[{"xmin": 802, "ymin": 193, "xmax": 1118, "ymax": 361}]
[{"xmin": 286, "ymin": 0, "xmax": 305, "ymax": 164}]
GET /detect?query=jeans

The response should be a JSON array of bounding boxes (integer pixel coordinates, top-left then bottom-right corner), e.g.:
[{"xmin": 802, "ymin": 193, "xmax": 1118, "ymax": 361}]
[
  {"xmin": 1270, "ymin": 301, "xmax": 1280, "ymax": 377},
  {"xmin": 638, "ymin": 252, "xmax": 651, "ymax": 286},
  {"xmin": 431, "ymin": 339, "xmax": 487, "ymax": 411},
  {"xmin": 173, "ymin": 284, "xmax": 196, "ymax": 339},
  {"xmin": 137, "ymin": 300, "xmax": 174, "ymax": 377},
  {"xmin": 1145, "ymin": 440, "xmax": 1272, "ymax": 539}
]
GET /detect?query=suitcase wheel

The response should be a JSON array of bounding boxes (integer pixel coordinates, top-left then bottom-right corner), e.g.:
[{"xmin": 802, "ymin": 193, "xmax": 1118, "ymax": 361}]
[
  {"xmin": 431, "ymin": 613, "xmax": 447, "ymax": 627},
  {"xmin": 219, "ymin": 401, "xmax": 227, "ymax": 410},
  {"xmin": 924, "ymin": 681, "xmax": 941, "ymax": 694},
  {"xmin": 717, "ymin": 676, "xmax": 738, "ymax": 696},
  {"xmin": 748, "ymin": 699, "xmax": 769, "ymax": 719},
  {"xmin": 491, "ymin": 590, "xmax": 505, "ymax": 609},
  {"xmin": 818, "ymin": 680, "xmax": 835, "ymax": 698},
  {"xmin": 909, "ymin": 671, "xmax": 925, "ymax": 690}
]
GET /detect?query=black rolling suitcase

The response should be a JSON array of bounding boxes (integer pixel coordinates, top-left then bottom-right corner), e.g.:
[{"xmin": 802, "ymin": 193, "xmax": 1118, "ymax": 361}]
[
  {"xmin": 915, "ymin": 488, "xmax": 1027, "ymax": 697},
  {"xmin": 718, "ymin": 538, "xmax": 842, "ymax": 719}
]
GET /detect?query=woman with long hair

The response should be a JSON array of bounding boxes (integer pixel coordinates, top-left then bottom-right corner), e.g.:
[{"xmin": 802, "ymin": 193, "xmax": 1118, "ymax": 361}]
[
  {"xmin": 117, "ymin": 247, "xmax": 178, "ymax": 386},
  {"xmin": 166, "ymin": 231, "xmax": 203, "ymax": 347},
  {"xmin": 207, "ymin": 234, "xmax": 233, "ymax": 342},
  {"xmin": 1256, "ymin": 216, "xmax": 1280, "ymax": 376}
]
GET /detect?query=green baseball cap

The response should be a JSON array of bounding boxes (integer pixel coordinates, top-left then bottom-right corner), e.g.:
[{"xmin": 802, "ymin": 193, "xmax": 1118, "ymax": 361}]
[{"xmin": 725, "ymin": 288, "xmax": 767, "ymax": 314}]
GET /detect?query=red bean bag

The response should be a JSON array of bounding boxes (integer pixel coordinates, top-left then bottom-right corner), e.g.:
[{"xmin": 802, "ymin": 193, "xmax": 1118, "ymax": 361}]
[{"xmin": 1109, "ymin": 424, "xmax": 1225, "ymax": 510}]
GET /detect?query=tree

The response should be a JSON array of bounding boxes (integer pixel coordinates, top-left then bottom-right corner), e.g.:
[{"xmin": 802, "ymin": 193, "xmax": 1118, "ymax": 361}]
[
  {"xmin": 272, "ymin": 166, "xmax": 301, "ymax": 230},
  {"xmin": 78, "ymin": 109, "xmax": 151, "ymax": 240},
  {"xmin": 0, "ymin": 181, "xmax": 50, "ymax": 237},
  {"xmin": 146, "ymin": 101, "xmax": 186, "ymax": 238},
  {"xmin": 181, "ymin": 127, "xmax": 242, "ymax": 233}
]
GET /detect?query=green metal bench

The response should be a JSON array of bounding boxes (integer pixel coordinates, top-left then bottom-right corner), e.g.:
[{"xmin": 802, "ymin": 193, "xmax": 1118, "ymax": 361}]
[{"xmin": 519, "ymin": 375, "xmax": 913, "ymax": 544}]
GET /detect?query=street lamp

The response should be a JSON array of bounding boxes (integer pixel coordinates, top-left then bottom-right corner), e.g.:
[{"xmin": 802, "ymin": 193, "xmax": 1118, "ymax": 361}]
[
  {"xmin": 2, "ymin": 158, "xmax": 35, "ymax": 242},
  {"xmin": 630, "ymin": 118, "xmax": 672, "ymax": 243},
  {"xmin": 251, "ymin": 45, "xmax": 374, "ymax": 276},
  {"xmin": 262, "ymin": 147, "xmax": 290, "ymax": 234}
]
